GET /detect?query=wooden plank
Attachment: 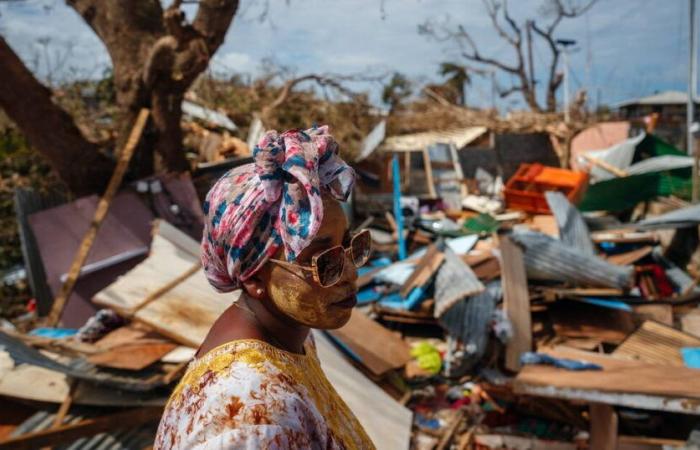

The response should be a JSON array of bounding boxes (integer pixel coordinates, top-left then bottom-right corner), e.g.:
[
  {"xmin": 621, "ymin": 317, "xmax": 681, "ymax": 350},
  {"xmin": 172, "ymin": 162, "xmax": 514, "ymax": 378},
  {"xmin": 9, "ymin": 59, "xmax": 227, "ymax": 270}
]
[
  {"xmin": 47, "ymin": 109, "xmax": 150, "ymax": 326},
  {"xmin": 681, "ymin": 308, "xmax": 700, "ymax": 337},
  {"xmin": 93, "ymin": 222, "xmax": 200, "ymax": 313},
  {"xmin": 421, "ymin": 148, "xmax": 437, "ymax": 198},
  {"xmin": 632, "ymin": 304, "xmax": 673, "ymax": 326},
  {"xmin": 606, "ymin": 246, "xmax": 653, "ymax": 266},
  {"xmin": 589, "ymin": 403, "xmax": 618, "ymax": 450},
  {"xmin": 399, "ymin": 245, "xmax": 444, "ymax": 298},
  {"xmin": 313, "ymin": 331, "xmax": 412, "ymax": 450},
  {"xmin": 327, "ymin": 309, "xmax": 411, "ymax": 377},
  {"xmin": 613, "ymin": 320, "xmax": 700, "ymax": 366},
  {"xmin": 582, "ymin": 152, "xmax": 629, "ymax": 177},
  {"xmin": 515, "ymin": 347, "xmax": 700, "ymax": 399},
  {"xmin": 0, "ymin": 407, "xmax": 162, "ymax": 450},
  {"xmin": 88, "ymin": 342, "xmax": 176, "ymax": 370},
  {"xmin": 93, "ymin": 220, "xmax": 231, "ymax": 347},
  {"xmin": 132, "ymin": 269, "xmax": 232, "ymax": 347},
  {"xmin": 500, "ymin": 235, "xmax": 531, "ymax": 371}
]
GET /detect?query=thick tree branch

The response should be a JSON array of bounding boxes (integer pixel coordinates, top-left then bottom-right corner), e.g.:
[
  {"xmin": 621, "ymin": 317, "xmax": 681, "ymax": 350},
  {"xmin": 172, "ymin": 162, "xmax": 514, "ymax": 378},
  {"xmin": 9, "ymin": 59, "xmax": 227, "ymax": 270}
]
[
  {"xmin": 192, "ymin": 0, "xmax": 240, "ymax": 55},
  {"xmin": 0, "ymin": 36, "xmax": 114, "ymax": 195}
]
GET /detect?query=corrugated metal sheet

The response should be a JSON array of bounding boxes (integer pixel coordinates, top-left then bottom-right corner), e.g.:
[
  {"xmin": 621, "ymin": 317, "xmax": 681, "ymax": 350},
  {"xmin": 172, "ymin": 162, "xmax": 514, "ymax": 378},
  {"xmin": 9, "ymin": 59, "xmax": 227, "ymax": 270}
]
[
  {"xmin": 438, "ymin": 281, "xmax": 501, "ymax": 372},
  {"xmin": 545, "ymin": 191, "xmax": 595, "ymax": 256},
  {"xmin": 434, "ymin": 248, "xmax": 484, "ymax": 317},
  {"xmin": 626, "ymin": 155, "xmax": 694, "ymax": 175},
  {"xmin": 13, "ymin": 188, "xmax": 67, "ymax": 315},
  {"xmin": 636, "ymin": 203, "xmax": 700, "ymax": 230},
  {"xmin": 379, "ymin": 126, "xmax": 487, "ymax": 152},
  {"xmin": 0, "ymin": 331, "xmax": 165, "ymax": 392},
  {"xmin": 511, "ymin": 231, "xmax": 633, "ymax": 289},
  {"xmin": 583, "ymin": 133, "xmax": 644, "ymax": 182},
  {"xmin": 10, "ymin": 409, "xmax": 157, "ymax": 450},
  {"xmin": 356, "ymin": 120, "xmax": 386, "ymax": 161},
  {"xmin": 614, "ymin": 90, "xmax": 690, "ymax": 107},
  {"xmin": 182, "ymin": 100, "xmax": 237, "ymax": 131}
]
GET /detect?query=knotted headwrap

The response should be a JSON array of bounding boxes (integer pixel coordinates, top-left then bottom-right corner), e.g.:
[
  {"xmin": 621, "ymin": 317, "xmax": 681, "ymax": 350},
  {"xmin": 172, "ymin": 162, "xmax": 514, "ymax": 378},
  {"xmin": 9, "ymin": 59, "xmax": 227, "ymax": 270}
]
[{"xmin": 201, "ymin": 125, "xmax": 355, "ymax": 293}]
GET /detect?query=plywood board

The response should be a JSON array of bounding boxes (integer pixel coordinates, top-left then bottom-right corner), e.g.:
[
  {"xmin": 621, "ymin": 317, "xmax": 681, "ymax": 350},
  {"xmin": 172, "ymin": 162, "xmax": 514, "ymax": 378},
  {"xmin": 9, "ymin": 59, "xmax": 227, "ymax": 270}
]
[
  {"xmin": 681, "ymin": 308, "xmax": 700, "ymax": 338},
  {"xmin": 613, "ymin": 320, "xmax": 700, "ymax": 366},
  {"xmin": 88, "ymin": 342, "xmax": 176, "ymax": 370},
  {"xmin": 133, "ymin": 269, "xmax": 233, "ymax": 347},
  {"xmin": 327, "ymin": 310, "xmax": 411, "ymax": 377},
  {"xmin": 93, "ymin": 220, "xmax": 233, "ymax": 348},
  {"xmin": 313, "ymin": 331, "xmax": 412, "ymax": 450},
  {"xmin": 515, "ymin": 347, "xmax": 700, "ymax": 399},
  {"xmin": 500, "ymin": 236, "xmax": 531, "ymax": 371},
  {"xmin": 93, "ymin": 226, "xmax": 199, "ymax": 313},
  {"xmin": 632, "ymin": 304, "xmax": 673, "ymax": 326}
]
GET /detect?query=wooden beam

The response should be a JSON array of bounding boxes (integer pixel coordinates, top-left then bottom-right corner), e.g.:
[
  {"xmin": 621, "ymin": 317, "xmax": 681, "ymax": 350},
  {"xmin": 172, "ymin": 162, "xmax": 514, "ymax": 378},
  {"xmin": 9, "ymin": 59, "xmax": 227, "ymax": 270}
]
[
  {"xmin": 46, "ymin": 108, "xmax": 150, "ymax": 326},
  {"xmin": 0, "ymin": 406, "xmax": 162, "ymax": 450},
  {"xmin": 421, "ymin": 148, "xmax": 437, "ymax": 198},
  {"xmin": 582, "ymin": 153, "xmax": 629, "ymax": 178},
  {"xmin": 589, "ymin": 403, "xmax": 617, "ymax": 450},
  {"xmin": 500, "ymin": 235, "xmax": 531, "ymax": 372}
]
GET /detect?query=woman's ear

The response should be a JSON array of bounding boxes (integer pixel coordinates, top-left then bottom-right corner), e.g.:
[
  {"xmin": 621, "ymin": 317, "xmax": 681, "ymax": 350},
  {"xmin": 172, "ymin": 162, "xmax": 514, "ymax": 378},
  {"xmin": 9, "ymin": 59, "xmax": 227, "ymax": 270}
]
[{"xmin": 242, "ymin": 277, "xmax": 266, "ymax": 300}]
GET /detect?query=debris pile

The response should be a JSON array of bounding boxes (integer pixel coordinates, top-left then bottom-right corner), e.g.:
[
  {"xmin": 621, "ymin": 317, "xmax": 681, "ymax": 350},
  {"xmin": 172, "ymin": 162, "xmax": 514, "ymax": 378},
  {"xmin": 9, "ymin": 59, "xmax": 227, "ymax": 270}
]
[{"xmin": 3, "ymin": 120, "xmax": 700, "ymax": 449}]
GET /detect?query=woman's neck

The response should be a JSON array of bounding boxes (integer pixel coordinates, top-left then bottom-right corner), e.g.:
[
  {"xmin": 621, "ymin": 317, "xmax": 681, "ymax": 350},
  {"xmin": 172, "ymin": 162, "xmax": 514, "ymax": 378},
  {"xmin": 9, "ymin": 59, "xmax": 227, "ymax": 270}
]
[{"xmin": 241, "ymin": 292, "xmax": 310, "ymax": 354}]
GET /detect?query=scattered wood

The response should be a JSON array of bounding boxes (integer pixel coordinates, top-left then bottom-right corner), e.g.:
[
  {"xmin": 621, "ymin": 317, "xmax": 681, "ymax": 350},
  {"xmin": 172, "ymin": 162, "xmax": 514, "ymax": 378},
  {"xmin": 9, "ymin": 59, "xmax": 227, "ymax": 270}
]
[
  {"xmin": 632, "ymin": 304, "xmax": 673, "ymax": 326},
  {"xmin": 589, "ymin": 403, "xmax": 618, "ymax": 450},
  {"xmin": 93, "ymin": 220, "xmax": 231, "ymax": 347},
  {"xmin": 681, "ymin": 308, "xmax": 700, "ymax": 337},
  {"xmin": 327, "ymin": 309, "xmax": 411, "ymax": 377},
  {"xmin": 606, "ymin": 246, "xmax": 653, "ymax": 266},
  {"xmin": 435, "ymin": 409, "xmax": 464, "ymax": 450},
  {"xmin": 612, "ymin": 320, "xmax": 700, "ymax": 366},
  {"xmin": 500, "ymin": 236, "xmax": 532, "ymax": 371},
  {"xmin": 515, "ymin": 347, "xmax": 700, "ymax": 399},
  {"xmin": 47, "ymin": 109, "xmax": 150, "ymax": 326},
  {"xmin": 400, "ymin": 245, "xmax": 445, "ymax": 298},
  {"xmin": 0, "ymin": 406, "xmax": 162, "ymax": 450},
  {"xmin": 88, "ymin": 342, "xmax": 176, "ymax": 371},
  {"xmin": 590, "ymin": 231, "xmax": 658, "ymax": 244}
]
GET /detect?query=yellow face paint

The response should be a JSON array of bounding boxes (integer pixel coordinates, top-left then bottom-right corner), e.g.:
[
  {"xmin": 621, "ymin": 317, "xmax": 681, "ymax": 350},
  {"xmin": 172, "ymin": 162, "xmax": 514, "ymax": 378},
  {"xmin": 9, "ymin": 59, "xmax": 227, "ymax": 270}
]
[{"xmin": 259, "ymin": 195, "xmax": 357, "ymax": 329}]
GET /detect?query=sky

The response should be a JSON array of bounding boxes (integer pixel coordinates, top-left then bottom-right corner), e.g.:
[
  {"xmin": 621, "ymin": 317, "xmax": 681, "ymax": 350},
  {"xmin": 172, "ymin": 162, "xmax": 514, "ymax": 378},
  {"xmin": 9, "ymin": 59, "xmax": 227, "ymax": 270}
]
[{"xmin": 0, "ymin": 0, "xmax": 694, "ymax": 111}]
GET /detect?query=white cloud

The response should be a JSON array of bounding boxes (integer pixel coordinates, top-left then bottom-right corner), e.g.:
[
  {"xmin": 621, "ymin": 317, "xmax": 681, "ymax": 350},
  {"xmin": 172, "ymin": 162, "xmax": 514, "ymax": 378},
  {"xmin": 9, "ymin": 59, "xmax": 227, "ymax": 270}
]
[{"xmin": 0, "ymin": 0, "xmax": 693, "ymax": 109}]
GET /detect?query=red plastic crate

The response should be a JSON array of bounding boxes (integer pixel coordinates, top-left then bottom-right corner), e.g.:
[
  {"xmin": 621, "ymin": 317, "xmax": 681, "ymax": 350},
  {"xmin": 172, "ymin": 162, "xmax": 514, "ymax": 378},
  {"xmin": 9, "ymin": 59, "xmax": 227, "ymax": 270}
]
[{"xmin": 504, "ymin": 163, "xmax": 589, "ymax": 214}]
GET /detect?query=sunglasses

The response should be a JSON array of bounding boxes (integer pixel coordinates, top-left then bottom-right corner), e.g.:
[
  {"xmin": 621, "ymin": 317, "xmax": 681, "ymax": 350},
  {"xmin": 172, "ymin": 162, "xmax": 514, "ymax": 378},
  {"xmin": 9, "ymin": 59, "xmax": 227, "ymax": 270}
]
[{"xmin": 269, "ymin": 229, "xmax": 372, "ymax": 288}]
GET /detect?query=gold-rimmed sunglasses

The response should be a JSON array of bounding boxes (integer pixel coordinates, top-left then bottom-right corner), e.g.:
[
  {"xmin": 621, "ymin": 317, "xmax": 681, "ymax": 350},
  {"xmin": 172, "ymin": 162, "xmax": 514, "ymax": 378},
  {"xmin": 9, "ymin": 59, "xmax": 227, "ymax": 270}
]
[{"xmin": 269, "ymin": 229, "xmax": 372, "ymax": 288}]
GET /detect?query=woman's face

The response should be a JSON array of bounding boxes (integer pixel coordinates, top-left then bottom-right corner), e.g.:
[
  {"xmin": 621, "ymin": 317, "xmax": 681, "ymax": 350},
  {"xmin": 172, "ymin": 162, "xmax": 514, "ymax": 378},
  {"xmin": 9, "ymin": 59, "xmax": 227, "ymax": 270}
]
[{"xmin": 257, "ymin": 194, "xmax": 358, "ymax": 329}]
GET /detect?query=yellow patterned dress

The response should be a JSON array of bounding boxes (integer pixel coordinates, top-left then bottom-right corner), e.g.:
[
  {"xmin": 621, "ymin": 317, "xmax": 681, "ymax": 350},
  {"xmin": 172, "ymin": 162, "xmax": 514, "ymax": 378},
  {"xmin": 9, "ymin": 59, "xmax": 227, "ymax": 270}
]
[{"xmin": 154, "ymin": 337, "xmax": 375, "ymax": 450}]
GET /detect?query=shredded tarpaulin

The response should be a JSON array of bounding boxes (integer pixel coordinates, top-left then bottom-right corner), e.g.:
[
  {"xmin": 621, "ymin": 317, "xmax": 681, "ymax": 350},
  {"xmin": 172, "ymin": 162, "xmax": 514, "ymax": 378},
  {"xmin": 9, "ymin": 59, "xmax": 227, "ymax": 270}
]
[
  {"xmin": 520, "ymin": 352, "xmax": 603, "ymax": 371},
  {"xmin": 201, "ymin": 125, "xmax": 355, "ymax": 292}
]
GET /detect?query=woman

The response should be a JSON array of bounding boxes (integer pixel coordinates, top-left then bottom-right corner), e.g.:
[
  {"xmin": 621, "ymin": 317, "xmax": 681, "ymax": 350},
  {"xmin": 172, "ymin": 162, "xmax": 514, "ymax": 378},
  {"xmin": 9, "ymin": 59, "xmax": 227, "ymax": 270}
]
[{"xmin": 154, "ymin": 126, "xmax": 376, "ymax": 449}]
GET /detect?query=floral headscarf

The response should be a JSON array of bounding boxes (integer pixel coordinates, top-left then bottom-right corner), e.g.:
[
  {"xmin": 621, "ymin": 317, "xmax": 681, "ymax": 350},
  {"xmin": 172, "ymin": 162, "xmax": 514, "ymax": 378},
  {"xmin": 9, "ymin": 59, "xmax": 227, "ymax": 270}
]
[{"xmin": 201, "ymin": 125, "xmax": 355, "ymax": 293}]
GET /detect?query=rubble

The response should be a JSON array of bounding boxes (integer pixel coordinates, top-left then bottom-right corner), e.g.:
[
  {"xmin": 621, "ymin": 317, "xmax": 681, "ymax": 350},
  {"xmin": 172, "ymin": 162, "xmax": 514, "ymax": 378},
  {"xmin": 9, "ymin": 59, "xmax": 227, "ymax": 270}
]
[{"xmin": 4, "ymin": 122, "xmax": 700, "ymax": 450}]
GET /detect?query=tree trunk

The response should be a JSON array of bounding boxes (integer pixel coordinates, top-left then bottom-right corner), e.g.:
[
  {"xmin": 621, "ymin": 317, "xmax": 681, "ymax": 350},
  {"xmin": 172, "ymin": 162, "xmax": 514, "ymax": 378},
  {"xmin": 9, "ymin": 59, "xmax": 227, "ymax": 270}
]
[
  {"xmin": 151, "ymin": 89, "xmax": 188, "ymax": 172},
  {"xmin": 0, "ymin": 37, "xmax": 114, "ymax": 196}
]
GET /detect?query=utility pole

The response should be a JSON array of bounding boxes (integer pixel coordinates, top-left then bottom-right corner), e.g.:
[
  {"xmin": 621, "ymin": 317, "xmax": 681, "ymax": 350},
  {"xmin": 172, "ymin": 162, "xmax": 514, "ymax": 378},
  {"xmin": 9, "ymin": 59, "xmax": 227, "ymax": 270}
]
[
  {"xmin": 556, "ymin": 39, "xmax": 577, "ymax": 123},
  {"xmin": 526, "ymin": 20, "xmax": 535, "ymax": 91},
  {"xmin": 689, "ymin": 0, "xmax": 699, "ymax": 201}
]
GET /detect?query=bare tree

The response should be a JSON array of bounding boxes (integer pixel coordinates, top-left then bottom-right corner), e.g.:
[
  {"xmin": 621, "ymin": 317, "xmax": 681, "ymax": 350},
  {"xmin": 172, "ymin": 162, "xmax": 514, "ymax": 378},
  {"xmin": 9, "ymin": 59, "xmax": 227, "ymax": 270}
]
[
  {"xmin": 420, "ymin": 0, "xmax": 597, "ymax": 113},
  {"xmin": 0, "ymin": 0, "xmax": 239, "ymax": 195}
]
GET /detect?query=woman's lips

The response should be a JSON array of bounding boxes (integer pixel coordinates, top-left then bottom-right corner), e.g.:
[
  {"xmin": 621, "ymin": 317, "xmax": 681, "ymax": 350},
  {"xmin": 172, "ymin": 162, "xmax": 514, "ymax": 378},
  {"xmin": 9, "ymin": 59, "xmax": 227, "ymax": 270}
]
[{"xmin": 332, "ymin": 294, "xmax": 357, "ymax": 309}]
